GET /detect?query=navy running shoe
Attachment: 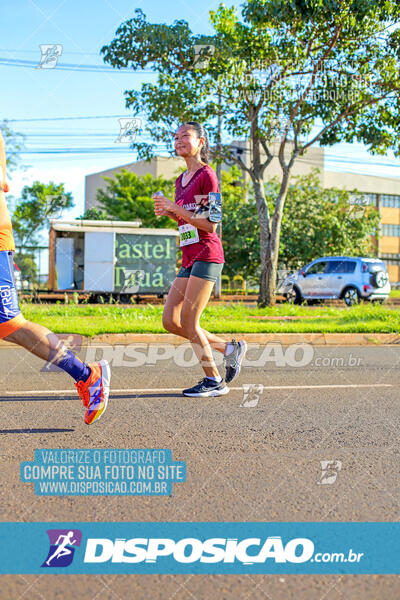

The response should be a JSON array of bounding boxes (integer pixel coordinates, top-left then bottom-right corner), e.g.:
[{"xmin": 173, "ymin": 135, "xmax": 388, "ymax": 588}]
[{"xmin": 183, "ymin": 378, "xmax": 229, "ymax": 397}]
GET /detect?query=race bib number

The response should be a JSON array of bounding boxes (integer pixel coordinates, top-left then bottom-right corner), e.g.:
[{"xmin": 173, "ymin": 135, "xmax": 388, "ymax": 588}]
[{"xmin": 179, "ymin": 224, "xmax": 199, "ymax": 247}]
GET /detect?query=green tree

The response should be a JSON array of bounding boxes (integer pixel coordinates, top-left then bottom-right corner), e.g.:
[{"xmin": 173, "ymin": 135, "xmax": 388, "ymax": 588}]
[
  {"xmin": 102, "ymin": 2, "xmax": 400, "ymax": 305},
  {"xmin": 0, "ymin": 120, "xmax": 25, "ymax": 216},
  {"xmin": 13, "ymin": 252, "xmax": 38, "ymax": 286},
  {"xmin": 77, "ymin": 207, "xmax": 109, "ymax": 221},
  {"xmin": 12, "ymin": 182, "xmax": 73, "ymax": 248},
  {"xmin": 96, "ymin": 170, "xmax": 176, "ymax": 228},
  {"xmin": 221, "ymin": 166, "xmax": 258, "ymax": 280},
  {"xmin": 222, "ymin": 171, "xmax": 380, "ymax": 277},
  {"xmin": 0, "ymin": 119, "xmax": 25, "ymax": 172},
  {"xmin": 277, "ymin": 173, "xmax": 380, "ymax": 267}
]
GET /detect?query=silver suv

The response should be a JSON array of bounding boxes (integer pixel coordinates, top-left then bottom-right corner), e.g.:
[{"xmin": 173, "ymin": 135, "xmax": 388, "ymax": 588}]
[{"xmin": 278, "ymin": 257, "xmax": 391, "ymax": 306}]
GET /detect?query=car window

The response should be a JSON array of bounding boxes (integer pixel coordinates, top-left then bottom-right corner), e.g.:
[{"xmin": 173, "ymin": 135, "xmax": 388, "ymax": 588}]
[
  {"xmin": 326, "ymin": 260, "xmax": 341, "ymax": 273},
  {"xmin": 366, "ymin": 262, "xmax": 387, "ymax": 273},
  {"xmin": 342, "ymin": 261, "xmax": 356, "ymax": 273},
  {"xmin": 306, "ymin": 261, "xmax": 328, "ymax": 275},
  {"xmin": 327, "ymin": 261, "xmax": 356, "ymax": 274}
]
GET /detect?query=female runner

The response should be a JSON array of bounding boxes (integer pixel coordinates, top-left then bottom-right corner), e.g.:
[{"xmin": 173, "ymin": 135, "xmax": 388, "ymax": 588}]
[{"xmin": 154, "ymin": 122, "xmax": 247, "ymax": 397}]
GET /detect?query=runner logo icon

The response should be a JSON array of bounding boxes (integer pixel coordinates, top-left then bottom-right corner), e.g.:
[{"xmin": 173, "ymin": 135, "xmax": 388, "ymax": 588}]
[{"xmin": 41, "ymin": 529, "xmax": 82, "ymax": 568}]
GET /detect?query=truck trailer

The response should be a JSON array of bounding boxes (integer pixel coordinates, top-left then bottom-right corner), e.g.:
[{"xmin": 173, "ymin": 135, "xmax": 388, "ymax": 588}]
[{"xmin": 48, "ymin": 219, "xmax": 178, "ymax": 302}]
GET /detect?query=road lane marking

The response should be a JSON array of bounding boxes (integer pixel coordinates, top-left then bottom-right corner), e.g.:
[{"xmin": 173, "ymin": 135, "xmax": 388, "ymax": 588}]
[{"xmin": 2, "ymin": 383, "xmax": 393, "ymax": 396}]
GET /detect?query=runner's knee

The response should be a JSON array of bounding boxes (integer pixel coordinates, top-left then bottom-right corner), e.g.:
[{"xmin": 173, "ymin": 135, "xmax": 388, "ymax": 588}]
[
  {"xmin": 180, "ymin": 313, "xmax": 199, "ymax": 339},
  {"xmin": 1, "ymin": 315, "xmax": 27, "ymax": 342},
  {"xmin": 162, "ymin": 314, "xmax": 181, "ymax": 334}
]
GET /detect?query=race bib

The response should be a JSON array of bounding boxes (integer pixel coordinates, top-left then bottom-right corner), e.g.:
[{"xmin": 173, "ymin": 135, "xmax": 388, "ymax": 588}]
[{"xmin": 179, "ymin": 224, "xmax": 199, "ymax": 247}]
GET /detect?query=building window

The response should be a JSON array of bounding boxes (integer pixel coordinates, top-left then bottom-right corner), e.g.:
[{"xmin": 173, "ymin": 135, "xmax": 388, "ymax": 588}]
[
  {"xmin": 380, "ymin": 253, "xmax": 400, "ymax": 265},
  {"xmin": 381, "ymin": 224, "xmax": 400, "ymax": 237},
  {"xmin": 349, "ymin": 194, "xmax": 400, "ymax": 209},
  {"xmin": 381, "ymin": 195, "xmax": 400, "ymax": 208},
  {"xmin": 349, "ymin": 193, "xmax": 376, "ymax": 206},
  {"xmin": 362, "ymin": 193, "xmax": 377, "ymax": 206}
]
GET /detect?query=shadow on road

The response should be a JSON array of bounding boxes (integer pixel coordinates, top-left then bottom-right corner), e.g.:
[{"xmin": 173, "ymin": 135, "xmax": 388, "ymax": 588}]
[
  {"xmin": 111, "ymin": 393, "xmax": 182, "ymax": 399},
  {"xmin": 0, "ymin": 428, "xmax": 74, "ymax": 434},
  {"xmin": 0, "ymin": 396, "xmax": 75, "ymax": 402},
  {"xmin": 0, "ymin": 393, "xmax": 181, "ymax": 402}
]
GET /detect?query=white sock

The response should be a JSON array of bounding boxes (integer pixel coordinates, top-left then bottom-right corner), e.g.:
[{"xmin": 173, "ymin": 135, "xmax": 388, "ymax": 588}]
[
  {"xmin": 207, "ymin": 375, "xmax": 222, "ymax": 383},
  {"xmin": 224, "ymin": 342, "xmax": 235, "ymax": 356}
]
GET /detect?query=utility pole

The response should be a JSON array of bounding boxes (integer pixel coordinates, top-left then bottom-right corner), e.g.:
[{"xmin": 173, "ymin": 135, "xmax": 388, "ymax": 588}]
[{"xmin": 214, "ymin": 89, "xmax": 222, "ymax": 299}]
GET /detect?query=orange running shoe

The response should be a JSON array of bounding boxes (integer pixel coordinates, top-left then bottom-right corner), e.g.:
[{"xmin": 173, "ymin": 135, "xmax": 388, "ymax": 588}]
[{"xmin": 75, "ymin": 360, "xmax": 111, "ymax": 425}]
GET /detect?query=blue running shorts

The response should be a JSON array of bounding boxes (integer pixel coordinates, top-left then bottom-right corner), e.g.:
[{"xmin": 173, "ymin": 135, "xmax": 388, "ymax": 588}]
[{"xmin": 0, "ymin": 250, "xmax": 26, "ymax": 339}]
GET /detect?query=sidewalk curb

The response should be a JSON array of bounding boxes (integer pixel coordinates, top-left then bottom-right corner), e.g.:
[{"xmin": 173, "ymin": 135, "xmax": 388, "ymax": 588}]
[
  {"xmin": 1, "ymin": 333, "xmax": 399, "ymax": 347},
  {"xmin": 82, "ymin": 332, "xmax": 400, "ymax": 346}
]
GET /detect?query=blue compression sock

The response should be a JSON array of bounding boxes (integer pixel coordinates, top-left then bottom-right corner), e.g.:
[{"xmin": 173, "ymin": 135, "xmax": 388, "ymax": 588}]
[{"xmin": 54, "ymin": 350, "xmax": 91, "ymax": 382}]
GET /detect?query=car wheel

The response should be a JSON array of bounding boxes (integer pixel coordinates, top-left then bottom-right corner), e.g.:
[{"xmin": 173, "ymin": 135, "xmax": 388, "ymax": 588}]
[
  {"xmin": 286, "ymin": 286, "xmax": 302, "ymax": 305},
  {"xmin": 342, "ymin": 287, "xmax": 360, "ymax": 307}
]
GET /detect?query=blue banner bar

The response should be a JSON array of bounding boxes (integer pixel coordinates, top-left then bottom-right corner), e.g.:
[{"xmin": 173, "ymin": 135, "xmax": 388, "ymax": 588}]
[{"xmin": 1, "ymin": 522, "xmax": 400, "ymax": 574}]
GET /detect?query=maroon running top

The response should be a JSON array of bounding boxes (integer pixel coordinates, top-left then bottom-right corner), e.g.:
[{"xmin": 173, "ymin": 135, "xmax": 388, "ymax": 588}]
[{"xmin": 175, "ymin": 164, "xmax": 224, "ymax": 268}]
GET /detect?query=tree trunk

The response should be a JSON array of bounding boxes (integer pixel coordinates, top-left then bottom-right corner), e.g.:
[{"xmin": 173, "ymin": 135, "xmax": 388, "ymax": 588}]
[
  {"xmin": 258, "ymin": 168, "xmax": 291, "ymax": 307},
  {"xmin": 253, "ymin": 177, "xmax": 271, "ymax": 306},
  {"xmin": 247, "ymin": 116, "xmax": 273, "ymax": 307}
]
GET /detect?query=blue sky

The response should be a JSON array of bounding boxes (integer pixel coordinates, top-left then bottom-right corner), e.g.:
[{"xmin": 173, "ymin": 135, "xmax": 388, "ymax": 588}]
[{"xmin": 1, "ymin": 0, "xmax": 399, "ymax": 220}]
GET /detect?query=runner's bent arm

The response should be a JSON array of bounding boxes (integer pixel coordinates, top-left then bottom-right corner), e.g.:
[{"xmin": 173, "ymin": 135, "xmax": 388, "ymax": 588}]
[
  {"xmin": 154, "ymin": 195, "xmax": 179, "ymax": 222},
  {"xmin": 172, "ymin": 204, "xmax": 217, "ymax": 233},
  {"xmin": 163, "ymin": 209, "xmax": 179, "ymax": 222},
  {"xmin": 154, "ymin": 196, "xmax": 217, "ymax": 233}
]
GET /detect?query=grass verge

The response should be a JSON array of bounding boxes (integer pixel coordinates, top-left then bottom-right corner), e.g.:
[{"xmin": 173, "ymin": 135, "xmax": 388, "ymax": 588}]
[{"xmin": 19, "ymin": 302, "xmax": 400, "ymax": 336}]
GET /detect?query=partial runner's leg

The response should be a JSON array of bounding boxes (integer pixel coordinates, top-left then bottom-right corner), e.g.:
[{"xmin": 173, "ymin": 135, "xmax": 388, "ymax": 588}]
[
  {"xmin": 4, "ymin": 321, "xmax": 110, "ymax": 425},
  {"xmin": 180, "ymin": 275, "xmax": 220, "ymax": 379},
  {"xmin": 4, "ymin": 321, "xmax": 91, "ymax": 382},
  {"xmin": 163, "ymin": 277, "xmax": 228, "ymax": 353},
  {"xmin": 200, "ymin": 329, "xmax": 227, "ymax": 354},
  {"xmin": 162, "ymin": 276, "xmax": 188, "ymax": 336}
]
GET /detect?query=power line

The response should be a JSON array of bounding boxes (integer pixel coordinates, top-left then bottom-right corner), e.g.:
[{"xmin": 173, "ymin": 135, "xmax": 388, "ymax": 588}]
[
  {"xmin": 17, "ymin": 133, "xmax": 400, "ymax": 167},
  {"xmin": 0, "ymin": 57, "xmax": 153, "ymax": 73},
  {"xmin": 0, "ymin": 48, "xmax": 101, "ymax": 56},
  {"xmin": 17, "ymin": 131, "xmax": 136, "ymax": 135},
  {"xmin": 6, "ymin": 115, "xmax": 142, "ymax": 122},
  {"xmin": 229, "ymin": 145, "xmax": 400, "ymax": 169},
  {"xmin": 17, "ymin": 133, "xmax": 156, "ymax": 140},
  {"xmin": 18, "ymin": 147, "xmax": 171, "ymax": 154},
  {"xmin": 16, "ymin": 148, "xmax": 400, "ymax": 170},
  {"xmin": 3, "ymin": 119, "xmax": 399, "ymax": 169}
]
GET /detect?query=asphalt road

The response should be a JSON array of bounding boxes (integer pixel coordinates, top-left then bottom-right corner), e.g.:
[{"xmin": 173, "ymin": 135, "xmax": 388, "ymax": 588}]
[{"xmin": 1, "ymin": 343, "xmax": 400, "ymax": 599}]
